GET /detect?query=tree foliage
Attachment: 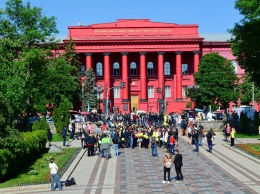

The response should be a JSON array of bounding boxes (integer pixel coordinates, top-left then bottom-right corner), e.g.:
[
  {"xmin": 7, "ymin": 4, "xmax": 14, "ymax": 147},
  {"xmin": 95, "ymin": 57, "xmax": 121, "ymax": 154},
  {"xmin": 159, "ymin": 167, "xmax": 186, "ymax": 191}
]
[
  {"xmin": 0, "ymin": 0, "xmax": 58, "ymax": 124},
  {"xmin": 230, "ymin": 0, "xmax": 260, "ymax": 86},
  {"xmin": 239, "ymin": 75, "xmax": 260, "ymax": 105},
  {"xmin": 32, "ymin": 118, "xmax": 49, "ymax": 131},
  {"xmin": 0, "ymin": 0, "xmax": 79, "ymax": 129},
  {"xmin": 52, "ymin": 97, "xmax": 72, "ymax": 134},
  {"xmin": 192, "ymin": 53, "xmax": 239, "ymax": 109},
  {"xmin": 82, "ymin": 68, "xmax": 98, "ymax": 111}
]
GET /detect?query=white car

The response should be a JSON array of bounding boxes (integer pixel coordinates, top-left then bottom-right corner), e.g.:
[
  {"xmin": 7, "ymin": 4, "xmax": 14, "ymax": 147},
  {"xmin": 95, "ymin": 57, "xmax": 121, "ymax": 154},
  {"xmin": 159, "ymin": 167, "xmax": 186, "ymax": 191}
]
[
  {"xmin": 131, "ymin": 110, "xmax": 146, "ymax": 115},
  {"xmin": 136, "ymin": 110, "xmax": 146, "ymax": 114}
]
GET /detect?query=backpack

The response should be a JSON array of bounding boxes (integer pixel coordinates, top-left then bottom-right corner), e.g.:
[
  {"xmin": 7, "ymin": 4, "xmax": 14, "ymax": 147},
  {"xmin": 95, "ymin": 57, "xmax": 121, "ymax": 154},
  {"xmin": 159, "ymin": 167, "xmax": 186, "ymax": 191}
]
[
  {"xmin": 165, "ymin": 155, "xmax": 172, "ymax": 168},
  {"xmin": 202, "ymin": 129, "xmax": 205, "ymax": 136},
  {"xmin": 65, "ymin": 177, "xmax": 76, "ymax": 186},
  {"xmin": 151, "ymin": 138, "xmax": 156, "ymax": 144}
]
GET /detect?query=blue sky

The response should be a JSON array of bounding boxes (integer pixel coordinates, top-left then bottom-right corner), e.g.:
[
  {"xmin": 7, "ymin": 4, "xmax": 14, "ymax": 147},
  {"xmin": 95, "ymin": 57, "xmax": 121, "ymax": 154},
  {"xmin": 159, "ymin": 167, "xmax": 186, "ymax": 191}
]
[{"xmin": 0, "ymin": 0, "xmax": 242, "ymax": 36}]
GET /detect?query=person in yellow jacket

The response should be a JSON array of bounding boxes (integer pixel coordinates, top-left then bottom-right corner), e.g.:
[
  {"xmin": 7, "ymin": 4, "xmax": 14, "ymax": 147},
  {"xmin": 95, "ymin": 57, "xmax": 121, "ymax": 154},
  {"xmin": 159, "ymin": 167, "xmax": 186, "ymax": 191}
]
[
  {"xmin": 163, "ymin": 114, "xmax": 167, "ymax": 126},
  {"xmin": 230, "ymin": 127, "xmax": 236, "ymax": 149}
]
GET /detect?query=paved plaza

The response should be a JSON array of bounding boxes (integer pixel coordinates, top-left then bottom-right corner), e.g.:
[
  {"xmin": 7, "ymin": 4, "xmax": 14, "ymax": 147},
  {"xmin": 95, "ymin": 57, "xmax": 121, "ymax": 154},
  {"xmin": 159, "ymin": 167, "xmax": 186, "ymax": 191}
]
[{"xmin": 1, "ymin": 131, "xmax": 260, "ymax": 194}]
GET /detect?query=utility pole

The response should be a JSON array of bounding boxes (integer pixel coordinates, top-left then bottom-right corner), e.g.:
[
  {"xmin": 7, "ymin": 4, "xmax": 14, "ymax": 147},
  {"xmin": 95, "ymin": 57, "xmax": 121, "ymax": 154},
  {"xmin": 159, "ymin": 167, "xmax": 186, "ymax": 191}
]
[
  {"xmin": 252, "ymin": 82, "xmax": 255, "ymax": 109},
  {"xmin": 106, "ymin": 82, "xmax": 125, "ymax": 116}
]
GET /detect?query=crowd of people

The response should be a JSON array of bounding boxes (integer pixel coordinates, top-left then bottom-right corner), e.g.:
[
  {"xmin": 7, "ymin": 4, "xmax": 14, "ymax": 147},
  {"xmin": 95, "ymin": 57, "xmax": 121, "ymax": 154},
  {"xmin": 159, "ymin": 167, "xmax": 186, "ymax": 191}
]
[{"xmin": 48, "ymin": 110, "xmax": 239, "ymax": 190}]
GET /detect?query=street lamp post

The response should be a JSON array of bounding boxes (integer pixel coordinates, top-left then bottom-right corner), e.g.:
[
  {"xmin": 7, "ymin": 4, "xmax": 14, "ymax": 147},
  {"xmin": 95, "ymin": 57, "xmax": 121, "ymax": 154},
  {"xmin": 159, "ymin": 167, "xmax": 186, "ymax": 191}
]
[
  {"xmin": 105, "ymin": 82, "xmax": 125, "ymax": 116},
  {"xmin": 93, "ymin": 85, "xmax": 104, "ymax": 113},
  {"xmin": 187, "ymin": 84, "xmax": 200, "ymax": 122},
  {"xmin": 156, "ymin": 84, "xmax": 166, "ymax": 114},
  {"xmin": 81, "ymin": 80, "xmax": 86, "ymax": 111}
]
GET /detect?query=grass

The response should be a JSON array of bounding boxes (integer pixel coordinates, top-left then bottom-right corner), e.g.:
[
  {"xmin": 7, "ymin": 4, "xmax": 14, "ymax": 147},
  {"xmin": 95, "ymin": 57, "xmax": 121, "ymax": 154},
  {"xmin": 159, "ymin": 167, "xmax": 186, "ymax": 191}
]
[
  {"xmin": 235, "ymin": 132, "xmax": 260, "ymax": 138},
  {"xmin": 236, "ymin": 143, "xmax": 260, "ymax": 156},
  {"xmin": 52, "ymin": 134, "xmax": 70, "ymax": 142},
  {"xmin": 247, "ymin": 144, "xmax": 260, "ymax": 152},
  {"xmin": 0, "ymin": 148, "xmax": 77, "ymax": 188}
]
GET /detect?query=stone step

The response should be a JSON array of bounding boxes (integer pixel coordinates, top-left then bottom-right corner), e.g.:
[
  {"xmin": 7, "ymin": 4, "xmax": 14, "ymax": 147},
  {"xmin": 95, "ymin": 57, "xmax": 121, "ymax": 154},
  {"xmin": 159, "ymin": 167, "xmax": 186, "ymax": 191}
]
[{"xmin": 49, "ymin": 123, "xmax": 57, "ymax": 134}]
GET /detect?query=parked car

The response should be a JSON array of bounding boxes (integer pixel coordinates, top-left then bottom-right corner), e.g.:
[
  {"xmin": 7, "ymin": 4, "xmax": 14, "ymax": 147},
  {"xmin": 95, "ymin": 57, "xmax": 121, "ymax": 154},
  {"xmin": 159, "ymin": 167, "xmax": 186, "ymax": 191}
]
[{"xmin": 212, "ymin": 111, "xmax": 223, "ymax": 120}]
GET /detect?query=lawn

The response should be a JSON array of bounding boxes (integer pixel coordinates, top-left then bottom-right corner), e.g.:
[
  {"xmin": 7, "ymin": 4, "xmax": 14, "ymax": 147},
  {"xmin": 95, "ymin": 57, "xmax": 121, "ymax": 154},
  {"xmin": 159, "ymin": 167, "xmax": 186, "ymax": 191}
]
[
  {"xmin": 52, "ymin": 134, "xmax": 70, "ymax": 142},
  {"xmin": 235, "ymin": 132, "xmax": 260, "ymax": 138},
  {"xmin": 0, "ymin": 148, "xmax": 77, "ymax": 188},
  {"xmin": 236, "ymin": 143, "xmax": 260, "ymax": 157}
]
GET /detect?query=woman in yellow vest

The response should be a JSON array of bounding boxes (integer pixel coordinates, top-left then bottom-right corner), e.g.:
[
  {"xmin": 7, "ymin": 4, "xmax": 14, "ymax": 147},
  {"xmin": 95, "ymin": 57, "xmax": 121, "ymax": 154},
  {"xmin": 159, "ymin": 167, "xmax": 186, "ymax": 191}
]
[
  {"xmin": 163, "ymin": 114, "xmax": 167, "ymax": 126},
  {"xmin": 230, "ymin": 127, "xmax": 236, "ymax": 149}
]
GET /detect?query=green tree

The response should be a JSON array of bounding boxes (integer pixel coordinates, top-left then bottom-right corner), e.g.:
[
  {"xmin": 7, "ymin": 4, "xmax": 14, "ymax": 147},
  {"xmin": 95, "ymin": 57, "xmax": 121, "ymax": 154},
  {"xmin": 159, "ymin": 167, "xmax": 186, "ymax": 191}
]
[
  {"xmin": 63, "ymin": 37, "xmax": 81, "ymax": 77},
  {"xmin": 229, "ymin": 0, "xmax": 260, "ymax": 86},
  {"xmin": 62, "ymin": 37, "xmax": 81, "ymax": 106},
  {"xmin": 32, "ymin": 118, "xmax": 49, "ymax": 131},
  {"xmin": 192, "ymin": 53, "xmax": 239, "ymax": 109},
  {"xmin": 239, "ymin": 75, "xmax": 260, "ymax": 105},
  {"xmin": 82, "ymin": 68, "xmax": 98, "ymax": 111},
  {"xmin": 52, "ymin": 97, "xmax": 72, "ymax": 134},
  {"xmin": 0, "ymin": 0, "xmax": 58, "ymax": 125},
  {"xmin": 33, "ymin": 57, "xmax": 79, "ymax": 113}
]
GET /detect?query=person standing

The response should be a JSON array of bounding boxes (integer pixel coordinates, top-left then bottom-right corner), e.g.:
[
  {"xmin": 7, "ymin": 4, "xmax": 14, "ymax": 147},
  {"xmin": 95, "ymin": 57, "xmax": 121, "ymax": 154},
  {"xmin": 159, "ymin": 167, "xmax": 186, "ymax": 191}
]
[
  {"xmin": 124, "ymin": 128, "xmax": 130, "ymax": 148},
  {"xmin": 169, "ymin": 135, "xmax": 175, "ymax": 155},
  {"xmin": 69, "ymin": 122, "xmax": 73, "ymax": 139},
  {"xmin": 173, "ymin": 149, "xmax": 183, "ymax": 182},
  {"xmin": 226, "ymin": 123, "xmax": 231, "ymax": 143},
  {"xmin": 206, "ymin": 130, "xmax": 213, "ymax": 153},
  {"xmin": 87, "ymin": 121, "xmax": 93, "ymax": 134},
  {"xmin": 112, "ymin": 133, "xmax": 119, "ymax": 156},
  {"xmin": 101, "ymin": 134, "xmax": 110, "ymax": 160},
  {"xmin": 96, "ymin": 133, "xmax": 101, "ymax": 153},
  {"xmin": 193, "ymin": 130, "xmax": 199, "ymax": 153},
  {"xmin": 162, "ymin": 153, "xmax": 174, "ymax": 183},
  {"xmin": 230, "ymin": 127, "xmax": 236, "ymax": 149},
  {"xmin": 62, "ymin": 127, "xmax": 67, "ymax": 147},
  {"xmin": 49, "ymin": 158, "xmax": 62, "ymax": 191},
  {"xmin": 79, "ymin": 128, "xmax": 87, "ymax": 148},
  {"xmin": 86, "ymin": 133, "xmax": 96, "ymax": 157},
  {"xmin": 47, "ymin": 129, "xmax": 52, "ymax": 147},
  {"xmin": 151, "ymin": 137, "xmax": 158, "ymax": 157}
]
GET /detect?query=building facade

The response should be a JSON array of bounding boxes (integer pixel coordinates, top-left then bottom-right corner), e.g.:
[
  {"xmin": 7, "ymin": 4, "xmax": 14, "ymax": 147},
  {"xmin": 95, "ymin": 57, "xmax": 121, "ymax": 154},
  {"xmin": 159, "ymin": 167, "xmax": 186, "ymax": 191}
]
[{"xmin": 59, "ymin": 19, "xmax": 244, "ymax": 113}]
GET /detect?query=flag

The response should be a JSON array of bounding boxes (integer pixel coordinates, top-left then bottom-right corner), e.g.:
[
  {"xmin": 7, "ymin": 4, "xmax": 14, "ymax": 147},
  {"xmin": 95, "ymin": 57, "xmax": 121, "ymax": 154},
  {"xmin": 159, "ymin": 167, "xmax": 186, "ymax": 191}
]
[{"xmin": 87, "ymin": 102, "xmax": 90, "ymax": 112}]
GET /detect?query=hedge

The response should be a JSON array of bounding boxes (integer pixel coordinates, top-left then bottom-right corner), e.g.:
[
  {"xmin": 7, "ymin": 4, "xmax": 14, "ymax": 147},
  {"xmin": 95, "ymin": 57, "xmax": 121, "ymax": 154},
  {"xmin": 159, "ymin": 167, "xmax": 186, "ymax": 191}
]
[{"xmin": 0, "ymin": 130, "xmax": 47, "ymax": 181}]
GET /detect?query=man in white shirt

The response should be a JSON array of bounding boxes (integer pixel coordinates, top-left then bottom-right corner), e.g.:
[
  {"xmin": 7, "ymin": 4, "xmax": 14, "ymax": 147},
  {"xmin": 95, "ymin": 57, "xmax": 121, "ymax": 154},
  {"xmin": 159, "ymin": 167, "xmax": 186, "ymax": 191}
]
[{"xmin": 49, "ymin": 158, "xmax": 62, "ymax": 191}]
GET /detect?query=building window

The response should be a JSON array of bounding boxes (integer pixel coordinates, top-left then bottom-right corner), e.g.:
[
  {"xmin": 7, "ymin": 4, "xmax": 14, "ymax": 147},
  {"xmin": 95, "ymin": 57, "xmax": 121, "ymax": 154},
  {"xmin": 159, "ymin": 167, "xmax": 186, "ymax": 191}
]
[
  {"xmin": 114, "ymin": 87, "xmax": 120, "ymax": 98},
  {"xmin": 165, "ymin": 86, "xmax": 171, "ymax": 98},
  {"xmin": 96, "ymin": 62, "xmax": 103, "ymax": 76},
  {"xmin": 164, "ymin": 62, "xmax": 170, "ymax": 75},
  {"xmin": 232, "ymin": 60, "xmax": 237, "ymax": 73},
  {"xmin": 147, "ymin": 62, "xmax": 154, "ymax": 75},
  {"xmin": 182, "ymin": 64, "xmax": 188, "ymax": 74},
  {"xmin": 113, "ymin": 62, "xmax": 120, "ymax": 75},
  {"xmin": 182, "ymin": 86, "xmax": 188, "ymax": 98},
  {"xmin": 148, "ymin": 86, "xmax": 154, "ymax": 98},
  {"xmin": 81, "ymin": 65, "xmax": 86, "ymax": 76},
  {"xmin": 130, "ymin": 62, "xmax": 137, "ymax": 75}
]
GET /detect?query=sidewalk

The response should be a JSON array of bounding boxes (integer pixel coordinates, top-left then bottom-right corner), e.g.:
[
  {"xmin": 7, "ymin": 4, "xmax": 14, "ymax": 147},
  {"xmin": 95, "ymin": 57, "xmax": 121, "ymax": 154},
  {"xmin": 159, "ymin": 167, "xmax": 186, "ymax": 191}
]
[
  {"xmin": 179, "ymin": 132, "xmax": 260, "ymax": 193},
  {"xmin": 1, "ymin": 131, "xmax": 259, "ymax": 193}
]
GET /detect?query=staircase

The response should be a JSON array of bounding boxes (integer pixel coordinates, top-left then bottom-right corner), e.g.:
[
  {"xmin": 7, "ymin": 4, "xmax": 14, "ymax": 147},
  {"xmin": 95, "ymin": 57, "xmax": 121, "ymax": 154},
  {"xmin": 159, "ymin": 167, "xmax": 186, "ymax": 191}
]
[{"xmin": 49, "ymin": 123, "xmax": 57, "ymax": 134}]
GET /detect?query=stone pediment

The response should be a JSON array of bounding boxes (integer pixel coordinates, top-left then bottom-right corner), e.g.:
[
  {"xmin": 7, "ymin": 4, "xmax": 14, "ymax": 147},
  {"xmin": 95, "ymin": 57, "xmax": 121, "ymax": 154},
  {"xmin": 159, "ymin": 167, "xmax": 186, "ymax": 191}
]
[
  {"xmin": 88, "ymin": 19, "xmax": 181, "ymax": 28},
  {"xmin": 68, "ymin": 19, "xmax": 201, "ymax": 40}
]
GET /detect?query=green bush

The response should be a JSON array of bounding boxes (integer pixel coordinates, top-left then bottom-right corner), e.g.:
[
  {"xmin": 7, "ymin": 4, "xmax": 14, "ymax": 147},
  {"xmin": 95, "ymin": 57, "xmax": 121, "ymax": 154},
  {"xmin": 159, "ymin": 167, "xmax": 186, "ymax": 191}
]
[
  {"xmin": 0, "ymin": 130, "xmax": 47, "ymax": 181},
  {"xmin": 0, "ymin": 149, "xmax": 12, "ymax": 178},
  {"xmin": 32, "ymin": 118, "xmax": 49, "ymax": 131}
]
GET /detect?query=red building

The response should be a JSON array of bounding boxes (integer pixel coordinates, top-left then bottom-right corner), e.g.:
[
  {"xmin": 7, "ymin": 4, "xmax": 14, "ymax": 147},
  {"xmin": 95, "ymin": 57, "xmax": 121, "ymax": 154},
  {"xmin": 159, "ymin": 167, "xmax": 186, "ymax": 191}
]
[{"xmin": 59, "ymin": 19, "xmax": 245, "ymax": 113}]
